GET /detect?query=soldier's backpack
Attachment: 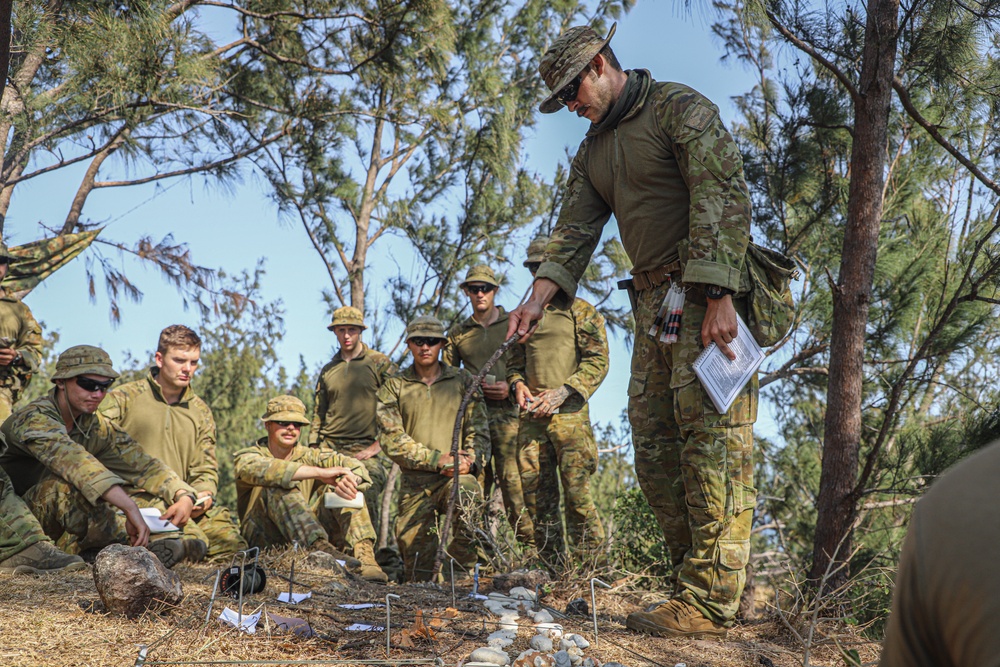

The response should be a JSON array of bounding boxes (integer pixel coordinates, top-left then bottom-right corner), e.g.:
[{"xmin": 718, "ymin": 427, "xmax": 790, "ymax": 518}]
[{"xmin": 743, "ymin": 242, "xmax": 798, "ymax": 347}]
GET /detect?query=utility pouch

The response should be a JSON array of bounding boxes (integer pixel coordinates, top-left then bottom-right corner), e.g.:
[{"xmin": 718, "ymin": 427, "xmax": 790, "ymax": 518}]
[
  {"xmin": 744, "ymin": 242, "xmax": 798, "ymax": 347},
  {"xmin": 617, "ymin": 278, "xmax": 638, "ymax": 314}
]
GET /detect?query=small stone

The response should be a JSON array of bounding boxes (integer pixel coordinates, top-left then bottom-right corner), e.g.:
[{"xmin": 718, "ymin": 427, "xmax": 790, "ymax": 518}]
[
  {"xmin": 325, "ymin": 578, "xmax": 348, "ymax": 595},
  {"xmin": 485, "ymin": 600, "xmax": 511, "ymax": 616},
  {"xmin": 529, "ymin": 635, "xmax": 553, "ymax": 652},
  {"xmin": 535, "ymin": 622, "xmax": 563, "ymax": 639},
  {"xmin": 93, "ymin": 544, "xmax": 182, "ymax": 619},
  {"xmin": 675, "ymin": 664, "xmax": 687, "ymax": 667},
  {"xmin": 582, "ymin": 659, "xmax": 598, "ymax": 667},
  {"xmin": 553, "ymin": 651, "xmax": 572, "ymax": 667},
  {"xmin": 533, "ymin": 656, "xmax": 554, "ymax": 667},
  {"xmin": 559, "ymin": 638, "xmax": 575, "ymax": 651},
  {"xmin": 470, "ymin": 647, "xmax": 510, "ymax": 666},
  {"xmin": 510, "ymin": 586, "xmax": 538, "ymax": 601},
  {"xmin": 488, "ymin": 631, "xmax": 514, "ymax": 648},
  {"xmin": 603, "ymin": 663, "xmax": 627, "ymax": 667},
  {"xmin": 532, "ymin": 609, "xmax": 554, "ymax": 624},
  {"xmin": 565, "ymin": 598, "xmax": 589, "ymax": 616},
  {"xmin": 566, "ymin": 634, "xmax": 590, "ymax": 649}
]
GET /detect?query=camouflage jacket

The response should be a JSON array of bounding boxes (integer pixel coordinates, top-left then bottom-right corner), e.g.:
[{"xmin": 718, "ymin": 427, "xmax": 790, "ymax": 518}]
[
  {"xmin": 506, "ymin": 297, "xmax": 609, "ymax": 406},
  {"xmin": 0, "ymin": 389, "xmax": 195, "ymax": 504},
  {"xmin": 535, "ymin": 70, "xmax": 751, "ymax": 298},
  {"xmin": 0, "ymin": 287, "xmax": 43, "ymax": 390},
  {"xmin": 100, "ymin": 368, "xmax": 219, "ymax": 496},
  {"xmin": 376, "ymin": 363, "xmax": 490, "ymax": 480},
  {"xmin": 309, "ymin": 343, "xmax": 397, "ymax": 446},
  {"xmin": 443, "ymin": 306, "xmax": 515, "ymax": 408},
  {"xmin": 233, "ymin": 437, "xmax": 372, "ymax": 522}
]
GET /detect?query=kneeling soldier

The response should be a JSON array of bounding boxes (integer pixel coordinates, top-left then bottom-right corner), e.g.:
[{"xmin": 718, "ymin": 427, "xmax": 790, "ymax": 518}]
[{"xmin": 234, "ymin": 395, "xmax": 388, "ymax": 583}]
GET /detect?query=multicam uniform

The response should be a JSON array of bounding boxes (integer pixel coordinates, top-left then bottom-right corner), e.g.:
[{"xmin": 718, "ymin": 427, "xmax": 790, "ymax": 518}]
[
  {"xmin": 536, "ymin": 70, "xmax": 755, "ymax": 625},
  {"xmin": 507, "ymin": 298, "xmax": 608, "ymax": 563},
  {"xmin": 376, "ymin": 364, "xmax": 490, "ymax": 581},
  {"xmin": 309, "ymin": 343, "xmax": 396, "ymax": 536},
  {"xmin": 101, "ymin": 370, "xmax": 246, "ymax": 557},
  {"xmin": 0, "ymin": 390, "xmax": 195, "ymax": 551},
  {"xmin": 233, "ymin": 438, "xmax": 376, "ymax": 549},
  {"xmin": 0, "ymin": 466, "xmax": 51, "ymax": 561},
  {"xmin": 443, "ymin": 306, "xmax": 527, "ymax": 542},
  {"xmin": 0, "ymin": 287, "xmax": 42, "ymax": 422}
]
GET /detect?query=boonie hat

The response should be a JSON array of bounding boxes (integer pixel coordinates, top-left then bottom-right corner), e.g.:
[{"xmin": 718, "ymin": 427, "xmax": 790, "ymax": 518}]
[
  {"xmin": 406, "ymin": 315, "xmax": 447, "ymax": 341},
  {"xmin": 460, "ymin": 265, "xmax": 500, "ymax": 288},
  {"xmin": 524, "ymin": 236, "xmax": 549, "ymax": 266},
  {"xmin": 51, "ymin": 345, "xmax": 120, "ymax": 381},
  {"xmin": 328, "ymin": 305, "xmax": 367, "ymax": 331},
  {"xmin": 538, "ymin": 22, "xmax": 617, "ymax": 114},
  {"xmin": 262, "ymin": 395, "xmax": 311, "ymax": 424}
]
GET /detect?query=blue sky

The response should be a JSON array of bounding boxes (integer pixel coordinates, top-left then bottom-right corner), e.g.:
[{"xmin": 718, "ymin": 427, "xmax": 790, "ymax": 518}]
[{"xmin": 7, "ymin": 3, "xmax": 774, "ymax": 437}]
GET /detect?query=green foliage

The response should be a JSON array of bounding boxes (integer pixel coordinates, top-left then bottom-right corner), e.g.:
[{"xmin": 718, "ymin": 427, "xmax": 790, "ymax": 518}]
[{"xmin": 610, "ymin": 486, "xmax": 670, "ymax": 581}]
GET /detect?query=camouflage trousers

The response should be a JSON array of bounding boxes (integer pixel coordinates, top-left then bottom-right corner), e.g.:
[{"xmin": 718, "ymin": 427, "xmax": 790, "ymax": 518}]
[
  {"xmin": 518, "ymin": 405, "xmax": 606, "ymax": 565},
  {"xmin": 240, "ymin": 484, "xmax": 377, "ymax": 552},
  {"xmin": 629, "ymin": 281, "xmax": 757, "ymax": 626},
  {"xmin": 0, "ymin": 385, "xmax": 14, "ymax": 424},
  {"xmin": 131, "ymin": 492, "xmax": 247, "ymax": 558},
  {"xmin": 24, "ymin": 473, "xmax": 127, "ymax": 551},
  {"xmin": 320, "ymin": 439, "xmax": 393, "ymax": 540},
  {"xmin": 0, "ymin": 466, "xmax": 49, "ymax": 561},
  {"xmin": 396, "ymin": 472, "xmax": 482, "ymax": 582},
  {"xmin": 486, "ymin": 402, "xmax": 532, "ymax": 543}
]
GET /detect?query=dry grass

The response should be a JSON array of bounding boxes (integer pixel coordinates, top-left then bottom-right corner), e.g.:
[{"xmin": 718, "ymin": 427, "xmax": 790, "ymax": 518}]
[{"xmin": 0, "ymin": 550, "xmax": 883, "ymax": 667}]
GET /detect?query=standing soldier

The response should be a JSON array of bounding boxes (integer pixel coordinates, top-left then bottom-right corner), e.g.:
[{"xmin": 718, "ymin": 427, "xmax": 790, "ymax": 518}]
[
  {"xmin": 234, "ymin": 395, "xmax": 388, "ymax": 583},
  {"xmin": 507, "ymin": 237, "xmax": 609, "ymax": 568},
  {"xmin": 310, "ymin": 306, "xmax": 396, "ymax": 539},
  {"xmin": 443, "ymin": 265, "xmax": 529, "ymax": 543},
  {"xmin": 508, "ymin": 24, "xmax": 757, "ymax": 637},
  {"xmin": 0, "ymin": 242, "xmax": 42, "ymax": 421},
  {"xmin": 377, "ymin": 316, "xmax": 490, "ymax": 581},
  {"xmin": 0, "ymin": 346, "xmax": 198, "ymax": 566},
  {"xmin": 101, "ymin": 325, "xmax": 246, "ymax": 561}
]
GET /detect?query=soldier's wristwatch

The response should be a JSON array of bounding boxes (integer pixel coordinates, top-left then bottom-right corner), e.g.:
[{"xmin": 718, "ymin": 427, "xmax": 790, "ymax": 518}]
[{"xmin": 705, "ymin": 285, "xmax": 735, "ymax": 300}]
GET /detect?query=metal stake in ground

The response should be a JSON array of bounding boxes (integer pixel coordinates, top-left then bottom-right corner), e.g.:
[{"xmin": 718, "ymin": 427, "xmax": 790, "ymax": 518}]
[
  {"xmin": 449, "ymin": 556, "xmax": 457, "ymax": 606},
  {"xmin": 433, "ymin": 332, "xmax": 524, "ymax": 580},
  {"xmin": 590, "ymin": 578, "xmax": 611, "ymax": 648},
  {"xmin": 385, "ymin": 593, "xmax": 401, "ymax": 658}
]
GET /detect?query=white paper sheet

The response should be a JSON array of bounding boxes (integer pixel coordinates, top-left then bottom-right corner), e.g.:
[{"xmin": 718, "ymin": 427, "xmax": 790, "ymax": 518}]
[
  {"xmin": 219, "ymin": 607, "xmax": 261, "ymax": 634},
  {"xmin": 277, "ymin": 591, "xmax": 312, "ymax": 604},
  {"xmin": 140, "ymin": 507, "xmax": 180, "ymax": 533},
  {"xmin": 338, "ymin": 603, "xmax": 384, "ymax": 609},
  {"xmin": 345, "ymin": 623, "xmax": 385, "ymax": 632}
]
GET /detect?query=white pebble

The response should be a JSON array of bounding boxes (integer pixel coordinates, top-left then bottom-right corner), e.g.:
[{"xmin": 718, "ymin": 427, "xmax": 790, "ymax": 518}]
[
  {"xmin": 469, "ymin": 647, "xmax": 511, "ymax": 666},
  {"xmin": 510, "ymin": 586, "xmax": 538, "ymax": 601}
]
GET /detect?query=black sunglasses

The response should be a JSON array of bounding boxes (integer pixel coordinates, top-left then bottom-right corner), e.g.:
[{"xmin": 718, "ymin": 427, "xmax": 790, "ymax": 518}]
[
  {"xmin": 409, "ymin": 337, "xmax": 444, "ymax": 347},
  {"xmin": 272, "ymin": 420, "xmax": 302, "ymax": 428},
  {"xmin": 465, "ymin": 284, "xmax": 496, "ymax": 295},
  {"xmin": 555, "ymin": 66, "xmax": 590, "ymax": 106},
  {"xmin": 75, "ymin": 376, "xmax": 115, "ymax": 393}
]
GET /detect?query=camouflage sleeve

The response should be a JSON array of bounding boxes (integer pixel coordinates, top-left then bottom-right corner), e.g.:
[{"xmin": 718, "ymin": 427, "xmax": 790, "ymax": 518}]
[
  {"xmin": 657, "ymin": 87, "xmax": 750, "ymax": 292},
  {"xmin": 187, "ymin": 401, "xmax": 219, "ymax": 496},
  {"xmin": 534, "ymin": 143, "xmax": 613, "ymax": 300},
  {"xmin": 98, "ymin": 386, "xmax": 129, "ymax": 424},
  {"xmin": 375, "ymin": 352, "xmax": 398, "ymax": 386},
  {"xmin": 505, "ymin": 342, "xmax": 526, "ymax": 388},
  {"xmin": 376, "ymin": 378, "xmax": 443, "ymax": 472},
  {"xmin": 308, "ymin": 374, "xmax": 327, "ymax": 447},
  {"xmin": 14, "ymin": 303, "xmax": 42, "ymax": 374},
  {"xmin": 96, "ymin": 420, "xmax": 195, "ymax": 505},
  {"xmin": 441, "ymin": 328, "xmax": 460, "ymax": 367},
  {"xmin": 566, "ymin": 300, "xmax": 609, "ymax": 401},
  {"xmin": 303, "ymin": 448, "xmax": 373, "ymax": 491},
  {"xmin": 461, "ymin": 373, "xmax": 491, "ymax": 469},
  {"xmin": 234, "ymin": 446, "xmax": 302, "ymax": 489}
]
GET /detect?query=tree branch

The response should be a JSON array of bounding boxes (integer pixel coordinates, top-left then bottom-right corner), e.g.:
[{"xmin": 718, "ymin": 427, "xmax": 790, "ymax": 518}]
[{"xmin": 765, "ymin": 9, "xmax": 860, "ymax": 104}]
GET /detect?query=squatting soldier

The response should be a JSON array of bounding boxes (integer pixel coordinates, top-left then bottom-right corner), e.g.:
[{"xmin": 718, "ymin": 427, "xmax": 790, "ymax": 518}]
[
  {"xmin": 234, "ymin": 395, "xmax": 388, "ymax": 583},
  {"xmin": 310, "ymin": 306, "xmax": 397, "ymax": 538},
  {"xmin": 377, "ymin": 316, "xmax": 490, "ymax": 582},
  {"xmin": 0, "ymin": 466, "xmax": 85, "ymax": 574},
  {"xmin": 0, "ymin": 346, "xmax": 198, "ymax": 566},
  {"xmin": 509, "ymin": 24, "xmax": 757, "ymax": 637},
  {"xmin": 0, "ymin": 242, "xmax": 42, "ymax": 421},
  {"xmin": 101, "ymin": 325, "xmax": 246, "ymax": 562},
  {"xmin": 507, "ymin": 238, "xmax": 609, "ymax": 567},
  {"xmin": 442, "ymin": 265, "xmax": 529, "ymax": 542}
]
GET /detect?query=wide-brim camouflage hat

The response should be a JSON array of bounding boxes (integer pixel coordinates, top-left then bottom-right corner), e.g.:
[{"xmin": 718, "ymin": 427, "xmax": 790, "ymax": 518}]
[
  {"xmin": 406, "ymin": 315, "xmax": 447, "ymax": 341},
  {"xmin": 262, "ymin": 394, "xmax": 311, "ymax": 424},
  {"xmin": 51, "ymin": 345, "xmax": 120, "ymax": 381},
  {"xmin": 524, "ymin": 235, "xmax": 550, "ymax": 266},
  {"xmin": 460, "ymin": 265, "xmax": 500, "ymax": 288},
  {"xmin": 328, "ymin": 305, "xmax": 367, "ymax": 331},
  {"xmin": 538, "ymin": 22, "xmax": 617, "ymax": 114}
]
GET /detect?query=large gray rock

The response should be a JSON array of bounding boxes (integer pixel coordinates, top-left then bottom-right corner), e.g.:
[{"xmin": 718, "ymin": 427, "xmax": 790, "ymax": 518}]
[{"xmin": 93, "ymin": 544, "xmax": 183, "ymax": 619}]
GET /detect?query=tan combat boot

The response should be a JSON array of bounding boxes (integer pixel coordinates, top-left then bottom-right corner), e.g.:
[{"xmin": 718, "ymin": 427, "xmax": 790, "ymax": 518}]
[
  {"xmin": 352, "ymin": 539, "xmax": 389, "ymax": 583},
  {"xmin": 0, "ymin": 541, "xmax": 88, "ymax": 575},
  {"xmin": 311, "ymin": 538, "xmax": 362, "ymax": 569},
  {"xmin": 625, "ymin": 599, "xmax": 728, "ymax": 639}
]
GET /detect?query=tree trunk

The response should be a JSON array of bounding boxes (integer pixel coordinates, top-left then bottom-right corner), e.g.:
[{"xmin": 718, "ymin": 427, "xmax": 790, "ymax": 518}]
[{"xmin": 809, "ymin": 0, "xmax": 900, "ymax": 589}]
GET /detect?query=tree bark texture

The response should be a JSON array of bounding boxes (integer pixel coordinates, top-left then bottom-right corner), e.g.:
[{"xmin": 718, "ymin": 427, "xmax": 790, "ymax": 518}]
[{"xmin": 810, "ymin": 0, "xmax": 900, "ymax": 588}]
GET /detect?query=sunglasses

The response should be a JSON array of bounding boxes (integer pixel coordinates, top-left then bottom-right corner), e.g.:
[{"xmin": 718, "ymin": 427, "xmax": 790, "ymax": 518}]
[
  {"xmin": 465, "ymin": 284, "xmax": 496, "ymax": 295},
  {"xmin": 409, "ymin": 337, "xmax": 444, "ymax": 347},
  {"xmin": 272, "ymin": 420, "xmax": 303, "ymax": 429},
  {"xmin": 555, "ymin": 66, "xmax": 590, "ymax": 106},
  {"xmin": 75, "ymin": 376, "xmax": 115, "ymax": 393}
]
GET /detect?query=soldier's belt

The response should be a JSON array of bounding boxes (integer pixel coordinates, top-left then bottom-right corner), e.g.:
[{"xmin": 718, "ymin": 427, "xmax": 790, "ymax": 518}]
[{"xmin": 632, "ymin": 261, "xmax": 682, "ymax": 292}]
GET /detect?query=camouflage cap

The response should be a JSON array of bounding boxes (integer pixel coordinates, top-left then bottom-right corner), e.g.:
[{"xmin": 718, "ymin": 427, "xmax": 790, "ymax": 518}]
[
  {"xmin": 327, "ymin": 305, "xmax": 367, "ymax": 331},
  {"xmin": 460, "ymin": 265, "xmax": 500, "ymax": 288},
  {"xmin": 51, "ymin": 345, "xmax": 120, "ymax": 381},
  {"xmin": 538, "ymin": 22, "xmax": 617, "ymax": 114},
  {"xmin": 524, "ymin": 235, "xmax": 550, "ymax": 266},
  {"xmin": 406, "ymin": 315, "xmax": 447, "ymax": 341},
  {"xmin": 261, "ymin": 394, "xmax": 311, "ymax": 424}
]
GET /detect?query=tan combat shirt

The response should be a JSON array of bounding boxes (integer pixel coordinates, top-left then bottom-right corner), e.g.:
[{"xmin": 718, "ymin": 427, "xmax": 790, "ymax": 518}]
[
  {"xmin": 309, "ymin": 343, "xmax": 397, "ymax": 446},
  {"xmin": 0, "ymin": 389, "xmax": 194, "ymax": 504},
  {"xmin": 443, "ymin": 306, "xmax": 515, "ymax": 409},
  {"xmin": 100, "ymin": 369, "xmax": 219, "ymax": 496}
]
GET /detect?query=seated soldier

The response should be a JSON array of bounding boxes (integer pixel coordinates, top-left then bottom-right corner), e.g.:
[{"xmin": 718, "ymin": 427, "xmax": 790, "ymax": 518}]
[
  {"xmin": 0, "ymin": 346, "xmax": 198, "ymax": 567},
  {"xmin": 233, "ymin": 395, "xmax": 388, "ymax": 583},
  {"xmin": 0, "ymin": 466, "xmax": 85, "ymax": 574},
  {"xmin": 377, "ymin": 315, "xmax": 490, "ymax": 582}
]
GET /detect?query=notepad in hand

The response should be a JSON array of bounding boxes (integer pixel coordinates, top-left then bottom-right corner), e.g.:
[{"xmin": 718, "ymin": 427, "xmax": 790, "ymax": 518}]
[
  {"xmin": 140, "ymin": 507, "xmax": 180, "ymax": 533},
  {"xmin": 324, "ymin": 491, "xmax": 365, "ymax": 509},
  {"xmin": 692, "ymin": 313, "xmax": 765, "ymax": 414}
]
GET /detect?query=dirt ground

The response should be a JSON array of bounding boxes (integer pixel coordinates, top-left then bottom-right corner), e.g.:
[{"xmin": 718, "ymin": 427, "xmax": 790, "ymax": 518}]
[{"xmin": 0, "ymin": 549, "xmax": 883, "ymax": 667}]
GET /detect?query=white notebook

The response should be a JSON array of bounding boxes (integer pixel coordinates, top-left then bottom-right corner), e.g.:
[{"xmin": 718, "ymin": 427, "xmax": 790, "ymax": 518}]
[{"xmin": 692, "ymin": 314, "xmax": 765, "ymax": 414}]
